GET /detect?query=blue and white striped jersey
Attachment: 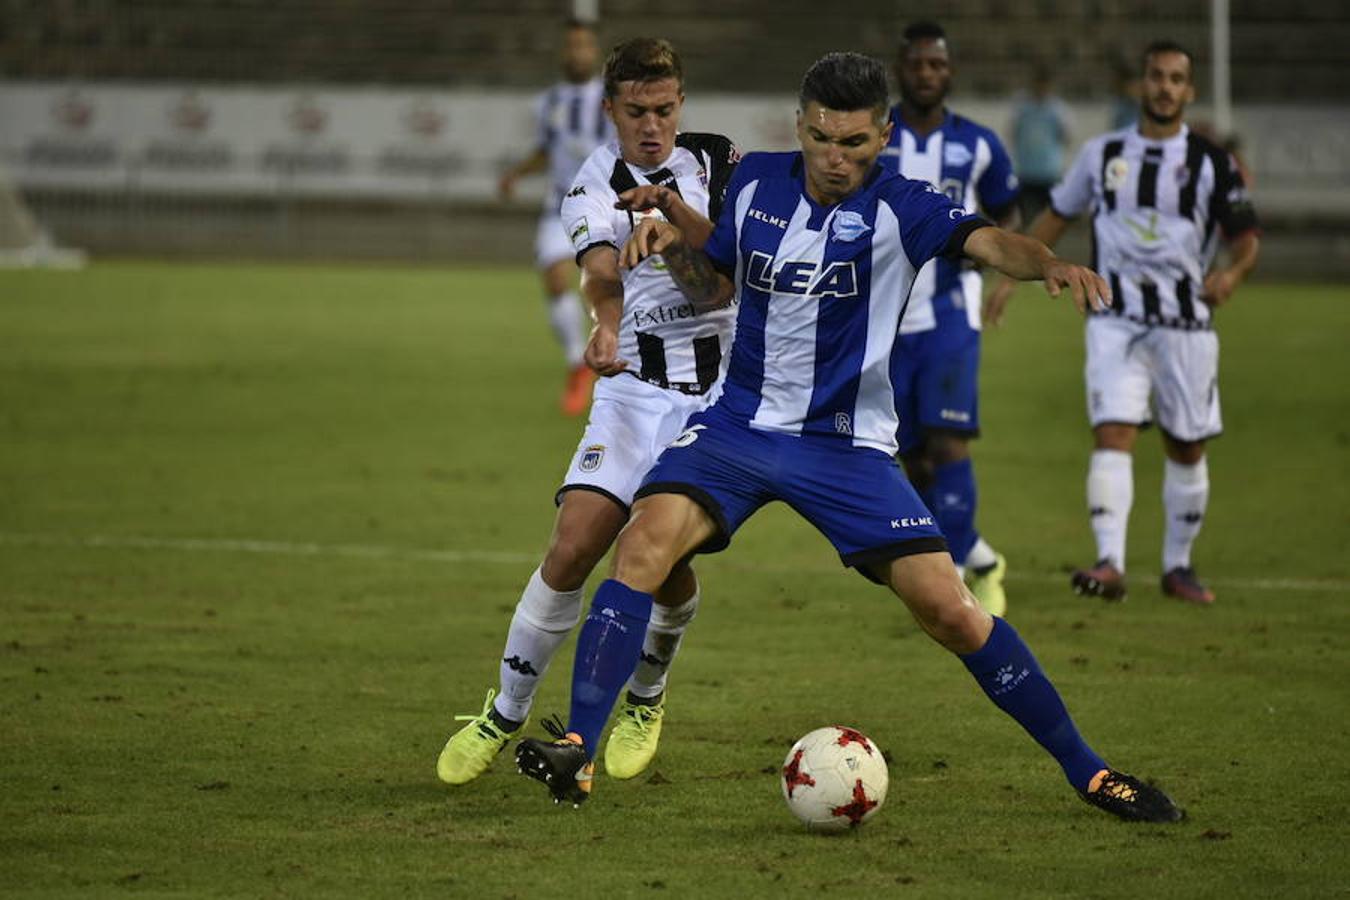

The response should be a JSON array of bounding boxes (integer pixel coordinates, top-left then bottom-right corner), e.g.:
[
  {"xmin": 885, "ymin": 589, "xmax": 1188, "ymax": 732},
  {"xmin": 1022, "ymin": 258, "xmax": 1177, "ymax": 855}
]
[
  {"xmin": 879, "ymin": 109, "xmax": 1019, "ymax": 333},
  {"xmin": 536, "ymin": 78, "xmax": 613, "ymax": 210},
  {"xmin": 702, "ymin": 152, "xmax": 988, "ymax": 455}
]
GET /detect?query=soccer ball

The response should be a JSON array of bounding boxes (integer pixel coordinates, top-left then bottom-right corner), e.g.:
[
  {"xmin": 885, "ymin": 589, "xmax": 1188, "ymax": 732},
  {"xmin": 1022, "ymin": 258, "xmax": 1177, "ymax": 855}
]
[{"xmin": 780, "ymin": 726, "xmax": 889, "ymax": 832}]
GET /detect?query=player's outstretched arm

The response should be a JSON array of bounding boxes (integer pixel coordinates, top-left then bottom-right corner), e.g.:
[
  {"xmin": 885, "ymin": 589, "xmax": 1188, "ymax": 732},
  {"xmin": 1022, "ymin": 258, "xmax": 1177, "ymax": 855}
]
[
  {"xmin": 621, "ymin": 218, "xmax": 735, "ymax": 312},
  {"xmin": 614, "ymin": 186, "xmax": 716, "ymax": 250},
  {"xmin": 578, "ymin": 246, "xmax": 629, "ymax": 377},
  {"xmin": 964, "ymin": 225, "xmax": 1110, "ymax": 316},
  {"xmin": 983, "ymin": 208, "xmax": 1072, "ymax": 326}
]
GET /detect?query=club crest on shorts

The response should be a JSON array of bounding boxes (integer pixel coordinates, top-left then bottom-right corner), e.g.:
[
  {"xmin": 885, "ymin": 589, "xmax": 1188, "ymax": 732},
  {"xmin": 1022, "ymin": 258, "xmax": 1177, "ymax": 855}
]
[{"xmin": 579, "ymin": 444, "xmax": 605, "ymax": 472}]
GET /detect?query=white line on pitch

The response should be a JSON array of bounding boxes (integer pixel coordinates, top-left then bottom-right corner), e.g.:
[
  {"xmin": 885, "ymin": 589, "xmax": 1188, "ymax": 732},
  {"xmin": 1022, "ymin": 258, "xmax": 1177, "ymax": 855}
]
[
  {"xmin": 0, "ymin": 531, "xmax": 537, "ymax": 566},
  {"xmin": 0, "ymin": 531, "xmax": 1345, "ymax": 593}
]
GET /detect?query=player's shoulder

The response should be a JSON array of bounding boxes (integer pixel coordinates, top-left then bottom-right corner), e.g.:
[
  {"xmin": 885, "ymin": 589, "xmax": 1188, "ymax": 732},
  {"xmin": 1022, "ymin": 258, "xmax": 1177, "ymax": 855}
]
[
  {"xmin": 947, "ymin": 113, "xmax": 1004, "ymax": 148},
  {"xmin": 874, "ymin": 169, "xmax": 944, "ymax": 204},
  {"xmin": 570, "ymin": 141, "xmax": 623, "ymax": 191},
  {"xmin": 1181, "ymin": 126, "xmax": 1232, "ymax": 165},
  {"xmin": 674, "ymin": 131, "xmax": 737, "ymax": 159},
  {"xmin": 731, "ymin": 150, "xmax": 799, "ymax": 182}
]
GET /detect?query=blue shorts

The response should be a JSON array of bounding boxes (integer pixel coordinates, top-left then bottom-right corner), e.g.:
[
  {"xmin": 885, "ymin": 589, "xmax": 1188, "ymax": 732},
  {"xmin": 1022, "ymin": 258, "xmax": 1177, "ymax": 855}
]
[
  {"xmin": 891, "ymin": 312, "xmax": 981, "ymax": 455},
  {"xmin": 635, "ymin": 405, "xmax": 947, "ymax": 582}
]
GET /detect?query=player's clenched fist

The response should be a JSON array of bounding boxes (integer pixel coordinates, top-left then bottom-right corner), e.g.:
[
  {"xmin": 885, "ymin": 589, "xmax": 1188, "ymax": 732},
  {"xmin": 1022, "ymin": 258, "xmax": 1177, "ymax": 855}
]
[
  {"xmin": 583, "ymin": 322, "xmax": 627, "ymax": 377},
  {"xmin": 622, "ymin": 218, "xmax": 685, "ymax": 269}
]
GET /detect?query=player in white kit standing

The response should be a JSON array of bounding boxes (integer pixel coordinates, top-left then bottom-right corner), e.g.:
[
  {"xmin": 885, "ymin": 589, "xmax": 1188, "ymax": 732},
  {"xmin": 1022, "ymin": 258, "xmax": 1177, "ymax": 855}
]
[
  {"xmin": 439, "ymin": 37, "xmax": 740, "ymax": 786},
  {"xmin": 987, "ymin": 40, "xmax": 1260, "ymax": 604},
  {"xmin": 498, "ymin": 19, "xmax": 613, "ymax": 416}
]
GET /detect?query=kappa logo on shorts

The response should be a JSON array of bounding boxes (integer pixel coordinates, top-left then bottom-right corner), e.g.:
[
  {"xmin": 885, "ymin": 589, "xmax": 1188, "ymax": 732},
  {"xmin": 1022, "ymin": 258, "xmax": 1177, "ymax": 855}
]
[{"xmin": 579, "ymin": 444, "xmax": 605, "ymax": 472}]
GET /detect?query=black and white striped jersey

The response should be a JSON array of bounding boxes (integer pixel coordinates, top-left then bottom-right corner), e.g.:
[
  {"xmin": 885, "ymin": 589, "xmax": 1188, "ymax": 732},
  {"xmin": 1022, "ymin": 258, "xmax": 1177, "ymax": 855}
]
[
  {"xmin": 1050, "ymin": 124, "xmax": 1258, "ymax": 330},
  {"xmin": 561, "ymin": 133, "xmax": 740, "ymax": 393},
  {"xmin": 536, "ymin": 78, "xmax": 613, "ymax": 210}
]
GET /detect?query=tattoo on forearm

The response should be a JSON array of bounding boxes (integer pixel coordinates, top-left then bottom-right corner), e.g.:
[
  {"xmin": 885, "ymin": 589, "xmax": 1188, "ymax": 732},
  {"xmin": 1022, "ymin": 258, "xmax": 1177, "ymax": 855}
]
[{"xmin": 663, "ymin": 241, "xmax": 725, "ymax": 310}]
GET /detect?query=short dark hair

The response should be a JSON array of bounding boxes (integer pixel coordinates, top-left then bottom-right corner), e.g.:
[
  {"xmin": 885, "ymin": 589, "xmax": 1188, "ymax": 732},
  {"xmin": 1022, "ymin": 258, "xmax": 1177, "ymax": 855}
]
[
  {"xmin": 1142, "ymin": 39, "xmax": 1194, "ymax": 80},
  {"xmin": 602, "ymin": 38, "xmax": 683, "ymax": 97},
  {"xmin": 900, "ymin": 21, "xmax": 947, "ymax": 58},
  {"xmin": 799, "ymin": 52, "xmax": 889, "ymax": 119}
]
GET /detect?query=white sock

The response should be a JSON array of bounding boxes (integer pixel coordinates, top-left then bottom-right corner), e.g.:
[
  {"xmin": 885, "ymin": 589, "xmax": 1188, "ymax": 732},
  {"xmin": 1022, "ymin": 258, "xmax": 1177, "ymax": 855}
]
[
  {"xmin": 548, "ymin": 291, "xmax": 586, "ymax": 367},
  {"xmin": 1087, "ymin": 449, "xmax": 1133, "ymax": 571},
  {"xmin": 965, "ymin": 536, "xmax": 998, "ymax": 572},
  {"xmin": 1162, "ymin": 457, "xmax": 1209, "ymax": 572},
  {"xmin": 494, "ymin": 567, "xmax": 584, "ymax": 724},
  {"xmin": 626, "ymin": 589, "xmax": 699, "ymax": 700}
]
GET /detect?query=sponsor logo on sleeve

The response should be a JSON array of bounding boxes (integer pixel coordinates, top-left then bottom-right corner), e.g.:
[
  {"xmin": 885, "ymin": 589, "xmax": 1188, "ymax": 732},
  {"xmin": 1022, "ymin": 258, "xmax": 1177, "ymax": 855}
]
[{"xmin": 568, "ymin": 217, "xmax": 590, "ymax": 247}]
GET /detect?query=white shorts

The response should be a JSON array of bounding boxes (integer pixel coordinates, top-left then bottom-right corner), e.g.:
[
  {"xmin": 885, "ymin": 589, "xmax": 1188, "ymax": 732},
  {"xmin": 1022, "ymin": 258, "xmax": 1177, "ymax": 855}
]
[
  {"xmin": 1085, "ymin": 315, "xmax": 1222, "ymax": 441},
  {"xmin": 534, "ymin": 213, "xmax": 575, "ymax": 269},
  {"xmin": 558, "ymin": 373, "xmax": 710, "ymax": 510}
]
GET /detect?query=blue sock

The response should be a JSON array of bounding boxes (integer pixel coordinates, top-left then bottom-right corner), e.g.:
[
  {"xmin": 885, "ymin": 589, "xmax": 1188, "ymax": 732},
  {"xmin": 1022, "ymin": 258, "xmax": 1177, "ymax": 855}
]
[
  {"xmin": 932, "ymin": 458, "xmax": 978, "ymax": 565},
  {"xmin": 961, "ymin": 617, "xmax": 1108, "ymax": 791},
  {"xmin": 568, "ymin": 579, "xmax": 653, "ymax": 755}
]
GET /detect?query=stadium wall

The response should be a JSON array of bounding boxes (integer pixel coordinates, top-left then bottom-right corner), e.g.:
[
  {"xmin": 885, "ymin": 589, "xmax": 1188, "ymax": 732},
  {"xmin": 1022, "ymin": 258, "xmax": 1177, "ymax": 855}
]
[{"xmin": 2, "ymin": 83, "xmax": 1346, "ymax": 274}]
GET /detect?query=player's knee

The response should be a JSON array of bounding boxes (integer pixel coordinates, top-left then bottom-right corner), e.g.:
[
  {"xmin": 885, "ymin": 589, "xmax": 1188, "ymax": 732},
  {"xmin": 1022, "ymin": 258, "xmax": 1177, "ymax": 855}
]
[
  {"xmin": 921, "ymin": 590, "xmax": 989, "ymax": 655},
  {"xmin": 542, "ymin": 532, "xmax": 607, "ymax": 591},
  {"xmin": 612, "ymin": 525, "xmax": 677, "ymax": 594}
]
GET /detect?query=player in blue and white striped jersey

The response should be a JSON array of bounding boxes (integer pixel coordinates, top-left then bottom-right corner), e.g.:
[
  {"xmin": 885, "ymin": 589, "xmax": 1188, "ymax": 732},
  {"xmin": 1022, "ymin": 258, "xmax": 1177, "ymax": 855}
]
[
  {"xmin": 498, "ymin": 19, "xmax": 614, "ymax": 416},
  {"xmin": 988, "ymin": 41, "xmax": 1260, "ymax": 605},
  {"xmin": 878, "ymin": 22, "xmax": 1020, "ymax": 615},
  {"xmin": 517, "ymin": 52, "xmax": 1184, "ymax": 825}
]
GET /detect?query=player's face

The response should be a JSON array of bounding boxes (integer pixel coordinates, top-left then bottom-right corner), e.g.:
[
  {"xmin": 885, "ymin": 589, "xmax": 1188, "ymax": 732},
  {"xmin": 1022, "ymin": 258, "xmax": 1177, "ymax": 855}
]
[
  {"xmin": 796, "ymin": 102, "xmax": 892, "ymax": 205},
  {"xmin": 605, "ymin": 78, "xmax": 684, "ymax": 169},
  {"xmin": 560, "ymin": 26, "xmax": 598, "ymax": 82},
  {"xmin": 1140, "ymin": 51, "xmax": 1194, "ymax": 125},
  {"xmin": 897, "ymin": 38, "xmax": 951, "ymax": 112}
]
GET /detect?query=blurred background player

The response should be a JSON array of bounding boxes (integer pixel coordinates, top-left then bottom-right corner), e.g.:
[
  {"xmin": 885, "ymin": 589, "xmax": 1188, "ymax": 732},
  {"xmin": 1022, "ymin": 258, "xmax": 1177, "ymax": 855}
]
[
  {"xmin": 497, "ymin": 18, "xmax": 612, "ymax": 415},
  {"xmin": 516, "ymin": 51, "xmax": 1181, "ymax": 824},
  {"xmin": 987, "ymin": 40, "xmax": 1260, "ymax": 604},
  {"xmin": 879, "ymin": 21, "xmax": 1020, "ymax": 616},
  {"xmin": 438, "ymin": 37, "xmax": 740, "ymax": 788},
  {"xmin": 1010, "ymin": 63, "xmax": 1070, "ymax": 224}
]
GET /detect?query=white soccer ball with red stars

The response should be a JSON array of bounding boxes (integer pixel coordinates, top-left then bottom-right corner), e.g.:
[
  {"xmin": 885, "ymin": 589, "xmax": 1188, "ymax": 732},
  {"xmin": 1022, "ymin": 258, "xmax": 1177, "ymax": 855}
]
[{"xmin": 780, "ymin": 725, "xmax": 889, "ymax": 832}]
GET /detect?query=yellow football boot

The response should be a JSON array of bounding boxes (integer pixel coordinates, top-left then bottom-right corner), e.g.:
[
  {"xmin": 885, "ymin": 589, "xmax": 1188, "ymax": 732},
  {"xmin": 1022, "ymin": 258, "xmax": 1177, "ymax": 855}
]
[{"xmin": 437, "ymin": 689, "xmax": 525, "ymax": 785}]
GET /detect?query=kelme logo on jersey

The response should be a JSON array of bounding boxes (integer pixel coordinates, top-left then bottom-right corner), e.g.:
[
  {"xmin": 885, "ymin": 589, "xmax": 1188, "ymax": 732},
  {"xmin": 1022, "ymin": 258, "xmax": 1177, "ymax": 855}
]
[
  {"xmin": 830, "ymin": 211, "xmax": 871, "ymax": 243},
  {"xmin": 745, "ymin": 251, "xmax": 859, "ymax": 299},
  {"xmin": 579, "ymin": 444, "xmax": 605, "ymax": 472}
]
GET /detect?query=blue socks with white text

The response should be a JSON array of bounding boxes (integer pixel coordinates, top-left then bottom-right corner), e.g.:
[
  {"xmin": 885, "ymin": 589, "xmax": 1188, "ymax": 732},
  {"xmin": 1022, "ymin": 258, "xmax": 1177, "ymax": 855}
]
[
  {"xmin": 567, "ymin": 579, "xmax": 653, "ymax": 755},
  {"xmin": 961, "ymin": 617, "xmax": 1107, "ymax": 791},
  {"xmin": 931, "ymin": 458, "xmax": 979, "ymax": 565}
]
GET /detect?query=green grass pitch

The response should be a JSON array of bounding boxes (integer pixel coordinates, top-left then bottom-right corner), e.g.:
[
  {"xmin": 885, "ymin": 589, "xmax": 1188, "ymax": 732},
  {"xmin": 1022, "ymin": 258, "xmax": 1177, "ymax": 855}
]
[{"xmin": 2, "ymin": 262, "xmax": 1347, "ymax": 897}]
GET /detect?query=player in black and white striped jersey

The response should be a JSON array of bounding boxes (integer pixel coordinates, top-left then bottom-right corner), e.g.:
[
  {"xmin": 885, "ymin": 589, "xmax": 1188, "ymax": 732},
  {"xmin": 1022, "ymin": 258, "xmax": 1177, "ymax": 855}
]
[
  {"xmin": 439, "ymin": 38, "xmax": 738, "ymax": 791},
  {"xmin": 498, "ymin": 19, "xmax": 613, "ymax": 416},
  {"xmin": 987, "ymin": 40, "xmax": 1260, "ymax": 604}
]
